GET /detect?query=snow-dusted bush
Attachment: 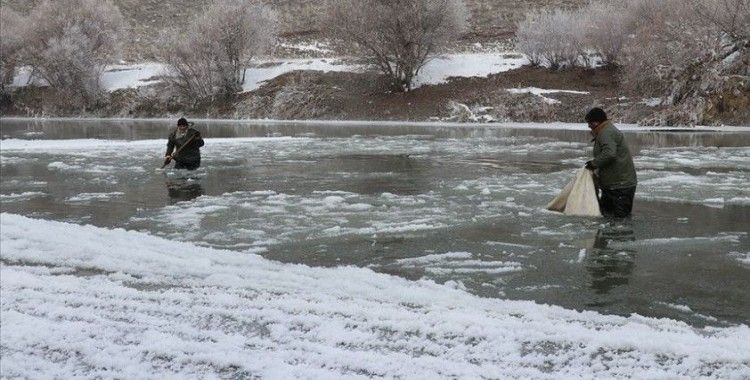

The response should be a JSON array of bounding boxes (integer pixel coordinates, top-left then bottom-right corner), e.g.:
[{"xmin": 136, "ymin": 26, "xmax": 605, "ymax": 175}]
[
  {"xmin": 328, "ymin": 0, "xmax": 468, "ymax": 92},
  {"xmin": 621, "ymin": 0, "xmax": 749, "ymax": 124},
  {"xmin": 516, "ymin": 1, "xmax": 639, "ymax": 68},
  {"xmin": 693, "ymin": 0, "xmax": 750, "ymax": 40},
  {"xmin": 157, "ymin": 0, "xmax": 276, "ymax": 102},
  {"xmin": 516, "ymin": 10, "xmax": 583, "ymax": 69},
  {"xmin": 22, "ymin": 0, "xmax": 125, "ymax": 105},
  {"xmin": 515, "ymin": 0, "xmax": 748, "ymax": 124},
  {"xmin": 582, "ymin": 1, "xmax": 639, "ymax": 65},
  {"xmin": 0, "ymin": 7, "xmax": 24, "ymax": 91}
]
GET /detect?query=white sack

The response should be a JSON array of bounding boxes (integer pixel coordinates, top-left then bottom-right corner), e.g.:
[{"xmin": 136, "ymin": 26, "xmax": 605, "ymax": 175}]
[{"xmin": 547, "ymin": 168, "xmax": 602, "ymax": 217}]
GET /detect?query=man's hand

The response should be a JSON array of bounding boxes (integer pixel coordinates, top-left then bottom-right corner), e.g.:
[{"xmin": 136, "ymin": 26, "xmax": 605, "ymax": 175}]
[{"xmin": 585, "ymin": 161, "xmax": 596, "ymax": 170}]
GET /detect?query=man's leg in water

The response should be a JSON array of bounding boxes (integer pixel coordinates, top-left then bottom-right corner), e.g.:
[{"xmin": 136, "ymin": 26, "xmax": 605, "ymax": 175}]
[
  {"xmin": 174, "ymin": 161, "xmax": 200, "ymax": 170},
  {"xmin": 600, "ymin": 187, "xmax": 636, "ymax": 218}
]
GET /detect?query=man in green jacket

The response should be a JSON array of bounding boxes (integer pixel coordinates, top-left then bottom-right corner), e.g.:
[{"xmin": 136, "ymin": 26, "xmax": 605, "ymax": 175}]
[
  {"xmin": 165, "ymin": 118, "xmax": 204, "ymax": 170},
  {"xmin": 584, "ymin": 108, "xmax": 637, "ymax": 217}
]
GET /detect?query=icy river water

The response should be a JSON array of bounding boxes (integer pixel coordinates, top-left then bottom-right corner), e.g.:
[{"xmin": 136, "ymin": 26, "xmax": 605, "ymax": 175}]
[{"xmin": 2, "ymin": 119, "xmax": 749, "ymax": 328}]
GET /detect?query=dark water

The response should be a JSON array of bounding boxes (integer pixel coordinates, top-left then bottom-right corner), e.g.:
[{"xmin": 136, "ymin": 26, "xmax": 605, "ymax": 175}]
[{"xmin": 1, "ymin": 118, "xmax": 749, "ymax": 327}]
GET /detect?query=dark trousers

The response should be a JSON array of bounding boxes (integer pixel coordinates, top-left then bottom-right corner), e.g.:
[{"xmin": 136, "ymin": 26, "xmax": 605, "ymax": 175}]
[
  {"xmin": 174, "ymin": 160, "xmax": 200, "ymax": 170},
  {"xmin": 599, "ymin": 186, "xmax": 636, "ymax": 218}
]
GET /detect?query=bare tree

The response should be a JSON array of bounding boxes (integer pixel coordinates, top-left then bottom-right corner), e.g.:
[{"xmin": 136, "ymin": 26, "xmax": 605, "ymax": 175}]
[
  {"xmin": 620, "ymin": 0, "xmax": 749, "ymax": 124},
  {"xmin": 157, "ymin": 0, "xmax": 276, "ymax": 102},
  {"xmin": 515, "ymin": 12, "xmax": 547, "ymax": 66},
  {"xmin": 692, "ymin": 0, "xmax": 750, "ymax": 40},
  {"xmin": 0, "ymin": 7, "xmax": 24, "ymax": 91},
  {"xmin": 22, "ymin": 0, "xmax": 126, "ymax": 105},
  {"xmin": 516, "ymin": 10, "xmax": 580, "ymax": 70},
  {"xmin": 158, "ymin": 30, "xmax": 219, "ymax": 102},
  {"xmin": 328, "ymin": 0, "xmax": 468, "ymax": 92},
  {"xmin": 583, "ymin": 1, "xmax": 639, "ymax": 65}
]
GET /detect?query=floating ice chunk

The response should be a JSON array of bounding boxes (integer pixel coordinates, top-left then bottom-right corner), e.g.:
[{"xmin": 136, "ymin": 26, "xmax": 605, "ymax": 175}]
[
  {"xmin": 658, "ymin": 302, "xmax": 693, "ymax": 313},
  {"xmin": 397, "ymin": 251, "xmax": 523, "ymax": 275},
  {"xmin": 66, "ymin": 192, "xmax": 125, "ymax": 203},
  {"xmin": 0, "ymin": 192, "xmax": 46, "ymax": 201}
]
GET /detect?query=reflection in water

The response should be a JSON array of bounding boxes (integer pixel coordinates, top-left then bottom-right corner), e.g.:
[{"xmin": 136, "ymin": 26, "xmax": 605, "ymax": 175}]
[
  {"xmin": 330, "ymin": 154, "xmax": 424, "ymax": 195},
  {"xmin": 166, "ymin": 179, "xmax": 204, "ymax": 204},
  {"xmin": 586, "ymin": 223, "xmax": 636, "ymax": 295}
]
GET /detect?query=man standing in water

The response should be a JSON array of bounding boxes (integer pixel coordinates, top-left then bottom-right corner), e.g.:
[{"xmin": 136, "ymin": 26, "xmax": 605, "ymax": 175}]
[
  {"xmin": 165, "ymin": 118, "xmax": 204, "ymax": 170},
  {"xmin": 584, "ymin": 108, "xmax": 637, "ymax": 218}
]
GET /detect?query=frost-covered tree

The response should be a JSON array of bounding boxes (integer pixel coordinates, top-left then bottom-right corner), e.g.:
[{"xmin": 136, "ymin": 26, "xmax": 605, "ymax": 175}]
[
  {"xmin": 516, "ymin": 10, "xmax": 581, "ymax": 69},
  {"xmin": 328, "ymin": 0, "xmax": 469, "ymax": 92},
  {"xmin": 693, "ymin": 0, "xmax": 750, "ymax": 40},
  {"xmin": 622, "ymin": 0, "xmax": 750, "ymax": 124},
  {"xmin": 23, "ymin": 0, "xmax": 126, "ymax": 105},
  {"xmin": 158, "ymin": 0, "xmax": 276, "ymax": 101},
  {"xmin": 0, "ymin": 7, "xmax": 25, "ymax": 91},
  {"xmin": 582, "ymin": 1, "xmax": 639, "ymax": 65},
  {"xmin": 517, "ymin": 2, "xmax": 639, "ymax": 68},
  {"xmin": 514, "ymin": 0, "xmax": 749, "ymax": 124}
]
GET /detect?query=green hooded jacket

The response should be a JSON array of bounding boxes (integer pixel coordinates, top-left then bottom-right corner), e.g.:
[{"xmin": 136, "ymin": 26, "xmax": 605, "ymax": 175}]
[{"xmin": 592, "ymin": 121, "xmax": 637, "ymax": 189}]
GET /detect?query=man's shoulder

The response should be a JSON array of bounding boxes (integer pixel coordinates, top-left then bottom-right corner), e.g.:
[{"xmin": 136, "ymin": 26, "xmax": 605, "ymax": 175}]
[{"xmin": 602, "ymin": 123, "xmax": 623, "ymax": 138}]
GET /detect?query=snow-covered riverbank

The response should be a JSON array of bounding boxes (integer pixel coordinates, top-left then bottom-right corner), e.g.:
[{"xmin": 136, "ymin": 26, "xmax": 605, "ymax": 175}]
[{"xmin": 1, "ymin": 213, "xmax": 748, "ymax": 378}]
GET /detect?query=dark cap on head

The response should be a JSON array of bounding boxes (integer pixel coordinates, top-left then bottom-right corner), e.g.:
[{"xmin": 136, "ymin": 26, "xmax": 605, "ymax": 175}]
[
  {"xmin": 585, "ymin": 108, "xmax": 607, "ymax": 123},
  {"xmin": 177, "ymin": 117, "xmax": 189, "ymax": 126}
]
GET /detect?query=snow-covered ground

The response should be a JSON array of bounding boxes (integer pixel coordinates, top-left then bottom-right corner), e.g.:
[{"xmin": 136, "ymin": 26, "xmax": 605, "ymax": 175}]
[
  {"xmin": 12, "ymin": 63, "xmax": 167, "ymax": 92},
  {"xmin": 9, "ymin": 52, "xmax": 530, "ymax": 93},
  {"xmin": 2, "ymin": 213, "xmax": 749, "ymax": 378},
  {"xmin": 241, "ymin": 58, "xmax": 358, "ymax": 92},
  {"xmin": 411, "ymin": 53, "xmax": 528, "ymax": 87},
  {"xmin": 506, "ymin": 87, "xmax": 590, "ymax": 105}
]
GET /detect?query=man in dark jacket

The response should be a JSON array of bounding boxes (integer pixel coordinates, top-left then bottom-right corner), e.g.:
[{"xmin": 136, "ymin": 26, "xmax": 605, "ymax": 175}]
[
  {"xmin": 165, "ymin": 118, "xmax": 204, "ymax": 170},
  {"xmin": 584, "ymin": 108, "xmax": 637, "ymax": 217}
]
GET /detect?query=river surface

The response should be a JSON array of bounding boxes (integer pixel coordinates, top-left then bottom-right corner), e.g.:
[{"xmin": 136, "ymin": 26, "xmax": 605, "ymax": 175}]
[{"xmin": 1, "ymin": 119, "xmax": 749, "ymax": 327}]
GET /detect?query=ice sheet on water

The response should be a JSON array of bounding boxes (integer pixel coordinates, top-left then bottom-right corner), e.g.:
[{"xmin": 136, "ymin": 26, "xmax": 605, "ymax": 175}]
[
  {"xmin": 0, "ymin": 155, "xmax": 36, "ymax": 166},
  {"xmin": 1, "ymin": 214, "xmax": 749, "ymax": 378},
  {"xmin": 606, "ymin": 233, "xmax": 745, "ymax": 249},
  {"xmin": 129, "ymin": 189, "xmax": 456, "ymax": 249},
  {"xmin": 393, "ymin": 251, "xmax": 523, "ymax": 275},
  {"xmin": 0, "ymin": 192, "xmax": 46, "ymax": 201},
  {"xmin": 731, "ymin": 251, "xmax": 750, "ymax": 266},
  {"xmin": 636, "ymin": 147, "xmax": 750, "ymax": 171},
  {"xmin": 65, "ymin": 192, "xmax": 126, "ymax": 203}
]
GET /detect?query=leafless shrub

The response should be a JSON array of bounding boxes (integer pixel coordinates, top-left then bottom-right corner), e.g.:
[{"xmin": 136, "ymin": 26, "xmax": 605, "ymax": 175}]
[
  {"xmin": 692, "ymin": 0, "xmax": 750, "ymax": 40},
  {"xmin": 620, "ymin": 0, "xmax": 749, "ymax": 124},
  {"xmin": 22, "ymin": 0, "xmax": 126, "ymax": 105},
  {"xmin": 157, "ymin": 0, "xmax": 276, "ymax": 102},
  {"xmin": 582, "ymin": 1, "xmax": 638, "ymax": 65},
  {"xmin": 328, "ymin": 0, "xmax": 469, "ymax": 92},
  {"xmin": 516, "ymin": 10, "xmax": 581, "ymax": 69},
  {"xmin": 0, "ymin": 7, "xmax": 25, "ymax": 91}
]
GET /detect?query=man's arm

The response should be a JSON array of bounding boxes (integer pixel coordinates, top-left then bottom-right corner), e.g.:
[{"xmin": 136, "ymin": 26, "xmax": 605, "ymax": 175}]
[
  {"xmin": 592, "ymin": 132, "xmax": 617, "ymax": 169},
  {"xmin": 165, "ymin": 134, "xmax": 175, "ymax": 157},
  {"xmin": 192, "ymin": 131, "xmax": 204, "ymax": 148}
]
